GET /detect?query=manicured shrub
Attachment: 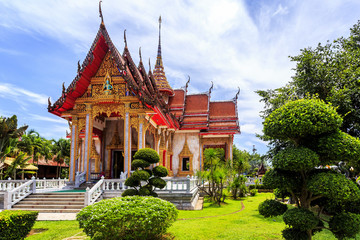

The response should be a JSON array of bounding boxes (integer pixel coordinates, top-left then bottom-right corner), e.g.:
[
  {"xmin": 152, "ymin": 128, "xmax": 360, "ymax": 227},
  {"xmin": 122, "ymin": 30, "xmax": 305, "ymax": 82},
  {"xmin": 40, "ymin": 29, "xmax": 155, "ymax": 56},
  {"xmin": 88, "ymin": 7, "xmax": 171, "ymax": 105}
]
[
  {"xmin": 122, "ymin": 188, "xmax": 139, "ymax": 196},
  {"xmin": 123, "ymin": 148, "xmax": 167, "ymax": 197},
  {"xmin": 283, "ymin": 208, "xmax": 318, "ymax": 231},
  {"xmin": 77, "ymin": 196, "xmax": 178, "ymax": 240},
  {"xmin": 329, "ymin": 212, "xmax": 360, "ymax": 239},
  {"xmin": 132, "ymin": 159, "xmax": 150, "ymax": 169},
  {"xmin": 250, "ymin": 189, "xmax": 257, "ymax": 196},
  {"xmin": 272, "ymin": 147, "xmax": 320, "ymax": 171},
  {"xmin": 133, "ymin": 148, "xmax": 160, "ymax": 164},
  {"xmin": 153, "ymin": 165, "xmax": 168, "ymax": 177},
  {"xmin": 282, "ymin": 228, "xmax": 308, "ymax": 240},
  {"xmin": 0, "ymin": 210, "xmax": 38, "ymax": 240},
  {"xmin": 258, "ymin": 199, "xmax": 287, "ymax": 218}
]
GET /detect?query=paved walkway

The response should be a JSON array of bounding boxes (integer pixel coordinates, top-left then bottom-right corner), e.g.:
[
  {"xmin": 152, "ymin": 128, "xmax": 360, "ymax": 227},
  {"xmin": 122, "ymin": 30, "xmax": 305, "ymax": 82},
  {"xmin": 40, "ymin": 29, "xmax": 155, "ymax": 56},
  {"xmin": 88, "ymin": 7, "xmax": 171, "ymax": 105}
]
[{"xmin": 37, "ymin": 213, "xmax": 77, "ymax": 221}]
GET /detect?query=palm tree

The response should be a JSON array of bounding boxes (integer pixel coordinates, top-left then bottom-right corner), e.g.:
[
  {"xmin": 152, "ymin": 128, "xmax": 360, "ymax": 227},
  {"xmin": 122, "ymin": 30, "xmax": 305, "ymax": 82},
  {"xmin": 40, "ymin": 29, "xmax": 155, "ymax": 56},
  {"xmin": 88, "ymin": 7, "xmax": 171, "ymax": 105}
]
[
  {"xmin": 52, "ymin": 138, "xmax": 70, "ymax": 178},
  {"xmin": 4, "ymin": 152, "xmax": 32, "ymax": 180},
  {"xmin": 18, "ymin": 130, "xmax": 53, "ymax": 177}
]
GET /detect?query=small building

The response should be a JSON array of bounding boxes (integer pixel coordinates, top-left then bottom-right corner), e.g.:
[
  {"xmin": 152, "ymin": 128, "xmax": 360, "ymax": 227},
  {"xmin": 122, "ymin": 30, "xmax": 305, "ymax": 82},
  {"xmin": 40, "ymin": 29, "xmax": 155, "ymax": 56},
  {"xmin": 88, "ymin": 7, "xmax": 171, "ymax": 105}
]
[
  {"xmin": 48, "ymin": 8, "xmax": 240, "ymax": 183},
  {"xmin": 28, "ymin": 157, "xmax": 69, "ymax": 179}
]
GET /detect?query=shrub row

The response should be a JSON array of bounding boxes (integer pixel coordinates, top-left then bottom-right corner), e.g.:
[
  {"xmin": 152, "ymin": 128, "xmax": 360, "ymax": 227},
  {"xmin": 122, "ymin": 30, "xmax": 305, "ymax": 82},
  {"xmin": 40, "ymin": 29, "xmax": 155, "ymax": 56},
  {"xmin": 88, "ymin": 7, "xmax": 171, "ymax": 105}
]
[{"xmin": 0, "ymin": 210, "xmax": 38, "ymax": 240}]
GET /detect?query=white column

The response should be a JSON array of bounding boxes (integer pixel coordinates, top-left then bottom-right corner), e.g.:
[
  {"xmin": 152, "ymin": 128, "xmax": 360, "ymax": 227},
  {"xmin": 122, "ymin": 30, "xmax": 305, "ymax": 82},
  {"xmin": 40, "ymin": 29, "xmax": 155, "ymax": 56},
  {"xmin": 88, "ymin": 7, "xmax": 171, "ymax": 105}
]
[
  {"xmin": 84, "ymin": 114, "xmax": 90, "ymax": 180},
  {"xmin": 124, "ymin": 111, "xmax": 129, "ymax": 174},
  {"xmin": 69, "ymin": 123, "xmax": 77, "ymax": 182}
]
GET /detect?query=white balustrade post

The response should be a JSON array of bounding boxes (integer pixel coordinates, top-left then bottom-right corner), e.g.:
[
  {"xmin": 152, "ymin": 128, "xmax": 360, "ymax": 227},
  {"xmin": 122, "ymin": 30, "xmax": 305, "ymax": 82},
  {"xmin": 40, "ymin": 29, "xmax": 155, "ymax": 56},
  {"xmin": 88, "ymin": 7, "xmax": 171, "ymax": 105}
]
[
  {"xmin": 186, "ymin": 175, "xmax": 190, "ymax": 193},
  {"xmin": 85, "ymin": 187, "xmax": 90, "ymax": 206},
  {"xmin": 4, "ymin": 191, "xmax": 10, "ymax": 209},
  {"xmin": 31, "ymin": 176, "xmax": 36, "ymax": 193}
]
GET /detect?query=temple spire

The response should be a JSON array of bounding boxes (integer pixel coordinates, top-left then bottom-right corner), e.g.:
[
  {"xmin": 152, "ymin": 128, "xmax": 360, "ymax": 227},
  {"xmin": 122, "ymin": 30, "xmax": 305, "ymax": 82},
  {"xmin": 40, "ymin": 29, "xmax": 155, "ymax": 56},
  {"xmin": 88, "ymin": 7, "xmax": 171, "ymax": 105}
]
[
  {"xmin": 153, "ymin": 16, "xmax": 174, "ymax": 96},
  {"xmin": 156, "ymin": 16, "xmax": 162, "ymax": 66}
]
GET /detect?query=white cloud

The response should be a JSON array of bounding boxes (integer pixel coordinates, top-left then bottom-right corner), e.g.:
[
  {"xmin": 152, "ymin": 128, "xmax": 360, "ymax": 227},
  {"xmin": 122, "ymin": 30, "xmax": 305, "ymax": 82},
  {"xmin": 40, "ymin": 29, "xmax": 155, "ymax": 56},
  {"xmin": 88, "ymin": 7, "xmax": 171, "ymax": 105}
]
[
  {"xmin": 28, "ymin": 114, "xmax": 68, "ymax": 124},
  {"xmin": 0, "ymin": 82, "xmax": 48, "ymax": 106}
]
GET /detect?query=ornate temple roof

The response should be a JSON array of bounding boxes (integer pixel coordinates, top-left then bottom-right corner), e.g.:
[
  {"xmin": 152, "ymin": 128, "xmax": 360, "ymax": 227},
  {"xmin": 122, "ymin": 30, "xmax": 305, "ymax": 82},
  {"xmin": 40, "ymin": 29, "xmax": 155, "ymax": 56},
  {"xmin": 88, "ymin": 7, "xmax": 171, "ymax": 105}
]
[
  {"xmin": 48, "ymin": 3, "xmax": 238, "ymax": 135},
  {"xmin": 153, "ymin": 16, "xmax": 174, "ymax": 96}
]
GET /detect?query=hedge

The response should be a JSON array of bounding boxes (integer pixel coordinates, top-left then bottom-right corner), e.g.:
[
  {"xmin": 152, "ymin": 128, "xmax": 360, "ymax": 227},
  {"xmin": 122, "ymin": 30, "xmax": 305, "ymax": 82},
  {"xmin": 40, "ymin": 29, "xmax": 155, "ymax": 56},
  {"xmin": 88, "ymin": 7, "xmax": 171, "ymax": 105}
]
[{"xmin": 0, "ymin": 210, "xmax": 38, "ymax": 240}]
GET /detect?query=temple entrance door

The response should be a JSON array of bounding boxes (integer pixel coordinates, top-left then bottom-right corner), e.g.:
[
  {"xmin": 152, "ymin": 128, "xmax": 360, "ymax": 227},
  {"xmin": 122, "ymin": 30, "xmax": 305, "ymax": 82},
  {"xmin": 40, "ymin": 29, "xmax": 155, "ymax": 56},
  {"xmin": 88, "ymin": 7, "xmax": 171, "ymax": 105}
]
[{"xmin": 112, "ymin": 150, "xmax": 124, "ymax": 179}]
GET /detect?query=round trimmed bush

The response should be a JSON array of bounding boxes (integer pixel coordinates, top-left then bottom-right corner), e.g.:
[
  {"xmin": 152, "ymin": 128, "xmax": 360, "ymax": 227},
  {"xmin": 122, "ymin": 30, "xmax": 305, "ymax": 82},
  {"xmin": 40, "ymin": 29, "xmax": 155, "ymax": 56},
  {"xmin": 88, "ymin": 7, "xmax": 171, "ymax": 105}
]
[
  {"xmin": 133, "ymin": 148, "xmax": 160, "ymax": 164},
  {"xmin": 149, "ymin": 177, "xmax": 167, "ymax": 189},
  {"xmin": 132, "ymin": 170, "xmax": 151, "ymax": 181},
  {"xmin": 77, "ymin": 196, "xmax": 178, "ymax": 240},
  {"xmin": 122, "ymin": 188, "xmax": 139, "ymax": 196},
  {"xmin": 264, "ymin": 99, "xmax": 342, "ymax": 140},
  {"xmin": 282, "ymin": 228, "xmax": 308, "ymax": 240},
  {"xmin": 132, "ymin": 159, "xmax": 150, "ymax": 169},
  {"xmin": 153, "ymin": 165, "xmax": 168, "ymax": 177},
  {"xmin": 124, "ymin": 176, "xmax": 140, "ymax": 187},
  {"xmin": 273, "ymin": 147, "xmax": 320, "ymax": 171},
  {"xmin": 0, "ymin": 210, "xmax": 38, "ymax": 240},
  {"xmin": 329, "ymin": 212, "xmax": 360, "ymax": 239},
  {"xmin": 258, "ymin": 199, "xmax": 288, "ymax": 218},
  {"xmin": 283, "ymin": 208, "xmax": 318, "ymax": 231}
]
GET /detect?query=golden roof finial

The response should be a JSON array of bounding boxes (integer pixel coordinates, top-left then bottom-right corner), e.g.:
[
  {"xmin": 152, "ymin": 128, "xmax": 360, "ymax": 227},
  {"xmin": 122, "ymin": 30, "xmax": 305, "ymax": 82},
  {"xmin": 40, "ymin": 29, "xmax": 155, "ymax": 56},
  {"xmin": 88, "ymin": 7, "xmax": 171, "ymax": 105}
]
[
  {"xmin": 99, "ymin": 1, "xmax": 104, "ymax": 25},
  {"xmin": 209, "ymin": 81, "xmax": 214, "ymax": 94},
  {"xmin": 234, "ymin": 87, "xmax": 240, "ymax": 101},
  {"xmin": 139, "ymin": 47, "xmax": 142, "ymax": 62}
]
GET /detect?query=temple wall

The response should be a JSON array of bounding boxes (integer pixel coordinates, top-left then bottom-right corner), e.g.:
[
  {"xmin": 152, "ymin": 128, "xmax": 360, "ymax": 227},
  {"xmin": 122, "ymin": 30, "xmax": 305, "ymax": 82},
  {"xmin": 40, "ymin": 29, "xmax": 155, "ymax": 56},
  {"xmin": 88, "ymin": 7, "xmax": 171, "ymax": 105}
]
[{"xmin": 172, "ymin": 132, "xmax": 200, "ymax": 176}]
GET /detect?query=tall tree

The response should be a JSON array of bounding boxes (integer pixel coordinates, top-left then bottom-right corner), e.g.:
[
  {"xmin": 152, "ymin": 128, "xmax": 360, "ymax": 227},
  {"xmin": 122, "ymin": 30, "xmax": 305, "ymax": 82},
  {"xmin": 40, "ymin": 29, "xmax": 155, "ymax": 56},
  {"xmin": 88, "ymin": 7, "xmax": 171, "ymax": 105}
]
[{"xmin": 52, "ymin": 138, "xmax": 70, "ymax": 178}]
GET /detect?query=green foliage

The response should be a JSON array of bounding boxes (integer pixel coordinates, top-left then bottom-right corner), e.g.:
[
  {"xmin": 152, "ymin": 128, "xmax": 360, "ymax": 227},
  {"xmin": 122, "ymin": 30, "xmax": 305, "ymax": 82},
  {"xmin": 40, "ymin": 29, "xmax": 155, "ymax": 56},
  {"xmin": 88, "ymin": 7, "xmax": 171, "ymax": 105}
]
[
  {"xmin": 273, "ymin": 188, "xmax": 291, "ymax": 199},
  {"xmin": 258, "ymin": 199, "xmax": 287, "ymax": 218},
  {"xmin": 272, "ymin": 146, "xmax": 320, "ymax": 171},
  {"xmin": 153, "ymin": 165, "xmax": 168, "ymax": 177},
  {"xmin": 262, "ymin": 169, "xmax": 301, "ymax": 191},
  {"xmin": 329, "ymin": 212, "xmax": 360, "ymax": 239},
  {"xmin": 122, "ymin": 189, "xmax": 139, "ymax": 196},
  {"xmin": 282, "ymin": 228, "xmax": 308, "ymax": 240},
  {"xmin": 133, "ymin": 148, "xmax": 160, "ymax": 164},
  {"xmin": 249, "ymin": 189, "xmax": 257, "ymax": 196},
  {"xmin": 131, "ymin": 159, "xmax": 150, "ymax": 169},
  {"xmin": 316, "ymin": 131, "xmax": 360, "ymax": 166},
  {"xmin": 123, "ymin": 149, "xmax": 167, "ymax": 197},
  {"xmin": 132, "ymin": 170, "xmax": 151, "ymax": 181},
  {"xmin": 77, "ymin": 196, "xmax": 178, "ymax": 240},
  {"xmin": 149, "ymin": 177, "xmax": 166, "ymax": 189},
  {"xmin": 308, "ymin": 171, "xmax": 360, "ymax": 202},
  {"xmin": 0, "ymin": 210, "xmax": 38, "ymax": 240},
  {"xmin": 283, "ymin": 208, "xmax": 318, "ymax": 231},
  {"xmin": 263, "ymin": 99, "xmax": 342, "ymax": 142}
]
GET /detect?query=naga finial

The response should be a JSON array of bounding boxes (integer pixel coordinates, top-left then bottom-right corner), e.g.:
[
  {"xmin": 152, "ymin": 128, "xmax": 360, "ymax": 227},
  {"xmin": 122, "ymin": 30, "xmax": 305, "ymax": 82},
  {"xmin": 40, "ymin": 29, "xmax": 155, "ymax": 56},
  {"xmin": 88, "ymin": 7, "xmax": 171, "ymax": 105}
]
[
  {"xmin": 209, "ymin": 81, "xmax": 214, "ymax": 94},
  {"xmin": 139, "ymin": 47, "xmax": 142, "ymax": 62},
  {"xmin": 62, "ymin": 82, "xmax": 65, "ymax": 93},
  {"xmin": 77, "ymin": 60, "xmax": 81, "ymax": 73},
  {"xmin": 48, "ymin": 97, "xmax": 51, "ymax": 107},
  {"xmin": 185, "ymin": 75, "xmax": 190, "ymax": 92},
  {"xmin": 124, "ymin": 29, "xmax": 127, "ymax": 48},
  {"xmin": 234, "ymin": 87, "xmax": 240, "ymax": 101},
  {"xmin": 149, "ymin": 58, "xmax": 152, "ymax": 71},
  {"xmin": 99, "ymin": 1, "xmax": 104, "ymax": 25}
]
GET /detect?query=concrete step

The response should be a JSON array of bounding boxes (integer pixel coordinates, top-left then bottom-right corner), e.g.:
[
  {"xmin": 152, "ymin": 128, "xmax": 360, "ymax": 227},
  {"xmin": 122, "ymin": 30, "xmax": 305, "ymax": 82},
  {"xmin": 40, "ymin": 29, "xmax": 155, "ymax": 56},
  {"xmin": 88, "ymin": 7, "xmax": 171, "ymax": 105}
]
[
  {"xmin": 11, "ymin": 208, "xmax": 81, "ymax": 213},
  {"xmin": 13, "ymin": 204, "xmax": 83, "ymax": 209},
  {"xmin": 28, "ymin": 195, "xmax": 84, "ymax": 199},
  {"xmin": 25, "ymin": 197, "xmax": 84, "ymax": 201},
  {"xmin": 16, "ymin": 201, "xmax": 83, "ymax": 205}
]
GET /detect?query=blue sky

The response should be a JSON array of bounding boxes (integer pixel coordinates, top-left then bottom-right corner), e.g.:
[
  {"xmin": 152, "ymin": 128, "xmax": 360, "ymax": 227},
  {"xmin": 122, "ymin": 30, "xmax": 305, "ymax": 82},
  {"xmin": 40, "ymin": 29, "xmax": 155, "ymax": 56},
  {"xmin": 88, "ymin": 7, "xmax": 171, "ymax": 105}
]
[{"xmin": 0, "ymin": 0, "xmax": 360, "ymax": 154}]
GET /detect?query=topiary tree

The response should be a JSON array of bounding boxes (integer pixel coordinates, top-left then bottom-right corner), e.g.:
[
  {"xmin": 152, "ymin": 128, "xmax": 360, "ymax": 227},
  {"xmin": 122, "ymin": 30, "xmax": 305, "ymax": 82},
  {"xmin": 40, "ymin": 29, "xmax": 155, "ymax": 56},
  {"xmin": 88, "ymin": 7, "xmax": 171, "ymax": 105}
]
[
  {"xmin": 122, "ymin": 148, "xmax": 168, "ymax": 197},
  {"xmin": 258, "ymin": 199, "xmax": 287, "ymax": 218},
  {"xmin": 259, "ymin": 99, "xmax": 360, "ymax": 239}
]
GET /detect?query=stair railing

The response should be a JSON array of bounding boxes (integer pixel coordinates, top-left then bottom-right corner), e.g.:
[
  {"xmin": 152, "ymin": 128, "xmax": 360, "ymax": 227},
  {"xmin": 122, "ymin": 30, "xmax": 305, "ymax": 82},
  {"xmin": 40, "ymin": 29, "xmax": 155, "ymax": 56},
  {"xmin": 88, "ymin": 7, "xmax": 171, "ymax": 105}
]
[
  {"xmin": 85, "ymin": 176, "xmax": 105, "ymax": 206},
  {"xmin": 0, "ymin": 178, "xmax": 28, "ymax": 192},
  {"xmin": 75, "ymin": 171, "xmax": 86, "ymax": 188},
  {"xmin": 36, "ymin": 177, "xmax": 67, "ymax": 192},
  {"xmin": 4, "ymin": 176, "xmax": 36, "ymax": 209}
]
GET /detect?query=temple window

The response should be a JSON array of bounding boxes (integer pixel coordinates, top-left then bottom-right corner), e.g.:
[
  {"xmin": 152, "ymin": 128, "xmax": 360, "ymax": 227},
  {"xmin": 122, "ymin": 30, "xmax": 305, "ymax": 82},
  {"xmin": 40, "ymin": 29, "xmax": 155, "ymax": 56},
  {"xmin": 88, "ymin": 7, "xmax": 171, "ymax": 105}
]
[{"xmin": 178, "ymin": 137, "xmax": 193, "ymax": 176}]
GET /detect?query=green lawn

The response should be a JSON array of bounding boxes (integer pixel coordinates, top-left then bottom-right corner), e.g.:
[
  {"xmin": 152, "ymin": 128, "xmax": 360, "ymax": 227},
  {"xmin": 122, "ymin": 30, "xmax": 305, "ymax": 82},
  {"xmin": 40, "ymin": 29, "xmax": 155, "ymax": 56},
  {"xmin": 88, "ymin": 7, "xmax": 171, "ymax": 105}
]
[{"xmin": 25, "ymin": 193, "xmax": 357, "ymax": 240}]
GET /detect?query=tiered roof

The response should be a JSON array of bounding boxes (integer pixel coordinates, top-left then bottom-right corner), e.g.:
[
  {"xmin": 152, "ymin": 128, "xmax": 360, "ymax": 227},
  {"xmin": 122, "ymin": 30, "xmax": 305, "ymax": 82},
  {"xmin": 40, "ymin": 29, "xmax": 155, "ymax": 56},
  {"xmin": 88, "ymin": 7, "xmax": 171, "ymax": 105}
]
[
  {"xmin": 48, "ymin": 4, "xmax": 239, "ymax": 135},
  {"xmin": 169, "ymin": 85, "xmax": 240, "ymax": 135},
  {"xmin": 48, "ymin": 5, "xmax": 178, "ymax": 129}
]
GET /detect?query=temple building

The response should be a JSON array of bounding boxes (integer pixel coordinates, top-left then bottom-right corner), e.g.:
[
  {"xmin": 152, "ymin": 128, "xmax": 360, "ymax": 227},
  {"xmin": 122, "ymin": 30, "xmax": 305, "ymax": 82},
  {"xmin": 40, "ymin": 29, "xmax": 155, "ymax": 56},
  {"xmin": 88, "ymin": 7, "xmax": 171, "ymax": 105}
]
[{"xmin": 48, "ymin": 7, "xmax": 240, "ymax": 183}]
